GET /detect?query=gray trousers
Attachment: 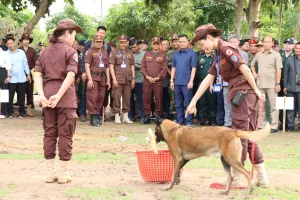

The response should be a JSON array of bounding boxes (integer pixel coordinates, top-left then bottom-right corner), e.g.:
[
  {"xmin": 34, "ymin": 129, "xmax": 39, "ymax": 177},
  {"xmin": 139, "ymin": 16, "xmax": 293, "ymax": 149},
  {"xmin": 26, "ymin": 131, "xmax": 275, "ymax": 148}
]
[
  {"xmin": 223, "ymin": 86, "xmax": 232, "ymax": 126},
  {"xmin": 286, "ymin": 91, "xmax": 300, "ymax": 128}
]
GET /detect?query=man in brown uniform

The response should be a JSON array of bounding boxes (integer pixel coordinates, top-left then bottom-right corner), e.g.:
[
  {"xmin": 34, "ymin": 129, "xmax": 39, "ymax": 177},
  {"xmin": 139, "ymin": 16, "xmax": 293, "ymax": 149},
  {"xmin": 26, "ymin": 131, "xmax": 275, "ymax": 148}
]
[
  {"xmin": 140, "ymin": 37, "xmax": 167, "ymax": 124},
  {"xmin": 109, "ymin": 35, "xmax": 136, "ymax": 124},
  {"xmin": 35, "ymin": 19, "xmax": 82, "ymax": 184},
  {"xmin": 85, "ymin": 34, "xmax": 110, "ymax": 126},
  {"xmin": 19, "ymin": 34, "xmax": 38, "ymax": 116},
  {"xmin": 187, "ymin": 24, "xmax": 269, "ymax": 188}
]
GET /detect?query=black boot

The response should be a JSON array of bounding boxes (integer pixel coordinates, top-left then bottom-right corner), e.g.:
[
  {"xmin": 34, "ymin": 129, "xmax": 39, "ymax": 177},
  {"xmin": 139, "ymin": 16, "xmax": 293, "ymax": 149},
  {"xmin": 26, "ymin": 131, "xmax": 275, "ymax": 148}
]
[
  {"xmin": 141, "ymin": 115, "xmax": 150, "ymax": 125},
  {"xmin": 90, "ymin": 115, "xmax": 100, "ymax": 127},
  {"xmin": 209, "ymin": 117, "xmax": 217, "ymax": 126},
  {"xmin": 199, "ymin": 117, "xmax": 207, "ymax": 126}
]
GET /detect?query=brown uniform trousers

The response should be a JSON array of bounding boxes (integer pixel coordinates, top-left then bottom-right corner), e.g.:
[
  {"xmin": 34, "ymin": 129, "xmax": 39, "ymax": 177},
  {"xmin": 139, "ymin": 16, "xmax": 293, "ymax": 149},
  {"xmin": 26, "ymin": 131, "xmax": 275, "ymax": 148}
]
[
  {"xmin": 143, "ymin": 84, "xmax": 163, "ymax": 116},
  {"xmin": 141, "ymin": 51, "xmax": 167, "ymax": 116},
  {"xmin": 43, "ymin": 107, "xmax": 77, "ymax": 161},
  {"xmin": 112, "ymin": 84, "xmax": 131, "ymax": 113},
  {"xmin": 26, "ymin": 72, "xmax": 34, "ymax": 106},
  {"xmin": 109, "ymin": 49, "xmax": 135, "ymax": 114},
  {"xmin": 231, "ymin": 92, "xmax": 264, "ymax": 165},
  {"xmin": 87, "ymin": 78, "xmax": 106, "ymax": 114}
]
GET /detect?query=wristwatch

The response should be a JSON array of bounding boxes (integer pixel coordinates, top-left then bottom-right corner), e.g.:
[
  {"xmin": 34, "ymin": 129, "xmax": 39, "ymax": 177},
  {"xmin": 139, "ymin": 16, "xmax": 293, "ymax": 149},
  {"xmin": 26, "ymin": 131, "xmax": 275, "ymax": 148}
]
[
  {"xmin": 132, "ymin": 77, "xmax": 136, "ymax": 80},
  {"xmin": 276, "ymin": 83, "xmax": 280, "ymax": 86}
]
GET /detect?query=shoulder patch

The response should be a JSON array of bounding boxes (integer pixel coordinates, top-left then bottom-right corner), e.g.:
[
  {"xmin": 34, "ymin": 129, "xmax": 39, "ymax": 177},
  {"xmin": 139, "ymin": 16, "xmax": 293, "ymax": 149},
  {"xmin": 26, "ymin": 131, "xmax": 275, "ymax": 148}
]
[
  {"xmin": 73, "ymin": 53, "xmax": 78, "ymax": 63},
  {"xmin": 226, "ymin": 49, "xmax": 233, "ymax": 56},
  {"xmin": 231, "ymin": 55, "xmax": 237, "ymax": 62},
  {"xmin": 220, "ymin": 58, "xmax": 227, "ymax": 65}
]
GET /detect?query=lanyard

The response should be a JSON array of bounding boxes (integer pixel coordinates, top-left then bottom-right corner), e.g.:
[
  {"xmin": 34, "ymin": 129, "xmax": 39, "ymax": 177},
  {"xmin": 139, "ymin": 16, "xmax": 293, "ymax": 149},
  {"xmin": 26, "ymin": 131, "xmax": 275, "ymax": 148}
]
[
  {"xmin": 216, "ymin": 51, "xmax": 221, "ymax": 83},
  {"xmin": 118, "ymin": 50, "xmax": 125, "ymax": 64},
  {"xmin": 98, "ymin": 53, "xmax": 103, "ymax": 63}
]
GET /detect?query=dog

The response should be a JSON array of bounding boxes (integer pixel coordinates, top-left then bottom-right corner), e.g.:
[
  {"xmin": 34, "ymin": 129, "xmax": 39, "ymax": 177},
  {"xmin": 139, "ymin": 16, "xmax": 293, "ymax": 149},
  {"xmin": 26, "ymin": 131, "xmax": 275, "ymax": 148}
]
[{"xmin": 154, "ymin": 115, "xmax": 270, "ymax": 195}]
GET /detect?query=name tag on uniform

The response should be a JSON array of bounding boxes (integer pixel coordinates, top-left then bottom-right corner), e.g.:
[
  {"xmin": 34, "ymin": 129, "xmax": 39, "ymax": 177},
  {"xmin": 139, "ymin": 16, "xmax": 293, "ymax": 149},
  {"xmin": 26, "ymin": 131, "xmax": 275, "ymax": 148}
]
[
  {"xmin": 213, "ymin": 84, "xmax": 221, "ymax": 92},
  {"xmin": 121, "ymin": 64, "xmax": 126, "ymax": 68},
  {"xmin": 99, "ymin": 63, "xmax": 104, "ymax": 68}
]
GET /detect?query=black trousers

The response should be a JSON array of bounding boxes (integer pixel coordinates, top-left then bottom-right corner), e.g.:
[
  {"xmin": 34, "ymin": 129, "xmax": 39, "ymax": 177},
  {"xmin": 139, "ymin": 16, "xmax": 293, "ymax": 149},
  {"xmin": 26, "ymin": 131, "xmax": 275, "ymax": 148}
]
[
  {"xmin": 286, "ymin": 91, "xmax": 300, "ymax": 128},
  {"xmin": 8, "ymin": 82, "xmax": 26, "ymax": 115},
  {"xmin": 0, "ymin": 81, "xmax": 8, "ymax": 115}
]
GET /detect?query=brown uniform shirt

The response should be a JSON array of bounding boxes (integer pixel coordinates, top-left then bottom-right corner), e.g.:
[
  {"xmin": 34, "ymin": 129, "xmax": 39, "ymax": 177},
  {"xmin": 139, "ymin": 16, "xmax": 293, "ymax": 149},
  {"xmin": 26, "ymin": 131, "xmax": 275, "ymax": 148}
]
[
  {"xmin": 251, "ymin": 49, "xmax": 283, "ymax": 89},
  {"xmin": 108, "ymin": 49, "xmax": 135, "ymax": 84},
  {"xmin": 84, "ymin": 47, "xmax": 108, "ymax": 81},
  {"xmin": 208, "ymin": 39, "xmax": 251, "ymax": 100},
  {"xmin": 19, "ymin": 46, "xmax": 38, "ymax": 70},
  {"xmin": 35, "ymin": 39, "xmax": 78, "ymax": 108},
  {"xmin": 140, "ymin": 51, "xmax": 168, "ymax": 86}
]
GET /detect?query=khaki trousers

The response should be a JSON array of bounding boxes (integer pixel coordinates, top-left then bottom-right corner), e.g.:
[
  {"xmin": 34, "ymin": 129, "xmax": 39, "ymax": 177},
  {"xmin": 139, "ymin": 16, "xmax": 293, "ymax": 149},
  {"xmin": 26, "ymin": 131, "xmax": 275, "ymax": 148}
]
[{"xmin": 259, "ymin": 88, "xmax": 279, "ymax": 129}]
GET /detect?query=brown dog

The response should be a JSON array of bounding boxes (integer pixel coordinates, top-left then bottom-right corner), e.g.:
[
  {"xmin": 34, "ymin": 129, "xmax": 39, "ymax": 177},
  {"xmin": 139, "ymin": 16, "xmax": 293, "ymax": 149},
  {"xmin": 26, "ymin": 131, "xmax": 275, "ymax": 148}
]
[{"xmin": 154, "ymin": 116, "xmax": 270, "ymax": 195}]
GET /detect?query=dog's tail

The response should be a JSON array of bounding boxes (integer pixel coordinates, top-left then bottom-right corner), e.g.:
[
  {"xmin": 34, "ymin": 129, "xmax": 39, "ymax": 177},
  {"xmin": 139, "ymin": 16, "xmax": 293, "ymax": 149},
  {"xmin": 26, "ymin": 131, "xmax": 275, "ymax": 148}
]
[{"xmin": 235, "ymin": 123, "xmax": 270, "ymax": 141}]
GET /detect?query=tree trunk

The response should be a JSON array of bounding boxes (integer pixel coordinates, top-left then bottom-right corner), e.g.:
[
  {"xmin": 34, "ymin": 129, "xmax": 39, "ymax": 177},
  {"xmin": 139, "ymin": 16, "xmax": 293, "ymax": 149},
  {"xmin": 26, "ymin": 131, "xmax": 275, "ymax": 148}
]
[
  {"xmin": 234, "ymin": 0, "xmax": 244, "ymax": 35},
  {"xmin": 247, "ymin": 0, "xmax": 261, "ymax": 37},
  {"xmin": 23, "ymin": 0, "xmax": 49, "ymax": 34}
]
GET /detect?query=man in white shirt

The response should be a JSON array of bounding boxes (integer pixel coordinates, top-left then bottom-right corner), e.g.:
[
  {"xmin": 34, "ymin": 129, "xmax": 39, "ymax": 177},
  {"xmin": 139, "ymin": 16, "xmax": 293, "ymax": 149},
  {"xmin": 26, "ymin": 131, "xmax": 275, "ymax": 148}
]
[{"xmin": 0, "ymin": 46, "xmax": 11, "ymax": 116}]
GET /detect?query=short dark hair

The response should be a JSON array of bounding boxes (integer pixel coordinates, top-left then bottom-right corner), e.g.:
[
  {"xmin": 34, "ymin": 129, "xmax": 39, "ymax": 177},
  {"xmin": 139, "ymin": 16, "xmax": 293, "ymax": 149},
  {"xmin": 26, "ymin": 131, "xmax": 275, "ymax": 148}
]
[
  {"xmin": 5, "ymin": 37, "xmax": 15, "ymax": 42},
  {"xmin": 97, "ymin": 26, "xmax": 107, "ymax": 32},
  {"xmin": 178, "ymin": 34, "xmax": 189, "ymax": 40},
  {"xmin": 296, "ymin": 42, "xmax": 300, "ymax": 46},
  {"xmin": 129, "ymin": 38, "xmax": 139, "ymax": 46}
]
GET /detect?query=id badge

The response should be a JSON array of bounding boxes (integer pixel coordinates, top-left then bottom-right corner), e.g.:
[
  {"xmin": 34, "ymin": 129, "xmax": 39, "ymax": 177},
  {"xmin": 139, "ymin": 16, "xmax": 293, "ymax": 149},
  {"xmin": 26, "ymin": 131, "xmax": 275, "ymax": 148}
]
[
  {"xmin": 99, "ymin": 63, "xmax": 104, "ymax": 68},
  {"xmin": 121, "ymin": 64, "xmax": 126, "ymax": 68},
  {"xmin": 213, "ymin": 84, "xmax": 221, "ymax": 92}
]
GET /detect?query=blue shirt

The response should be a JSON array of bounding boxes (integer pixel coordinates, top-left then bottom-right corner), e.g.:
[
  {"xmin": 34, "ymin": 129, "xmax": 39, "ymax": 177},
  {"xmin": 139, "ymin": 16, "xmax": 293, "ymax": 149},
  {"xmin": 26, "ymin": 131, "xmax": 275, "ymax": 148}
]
[
  {"xmin": 172, "ymin": 48, "xmax": 197, "ymax": 85},
  {"xmin": 7, "ymin": 49, "xmax": 30, "ymax": 83}
]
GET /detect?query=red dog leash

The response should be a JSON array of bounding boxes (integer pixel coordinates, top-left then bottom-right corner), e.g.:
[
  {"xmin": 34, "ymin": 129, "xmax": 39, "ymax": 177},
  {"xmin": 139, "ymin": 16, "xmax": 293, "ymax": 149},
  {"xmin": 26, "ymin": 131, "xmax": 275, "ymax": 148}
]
[{"xmin": 251, "ymin": 98, "xmax": 265, "ymax": 179}]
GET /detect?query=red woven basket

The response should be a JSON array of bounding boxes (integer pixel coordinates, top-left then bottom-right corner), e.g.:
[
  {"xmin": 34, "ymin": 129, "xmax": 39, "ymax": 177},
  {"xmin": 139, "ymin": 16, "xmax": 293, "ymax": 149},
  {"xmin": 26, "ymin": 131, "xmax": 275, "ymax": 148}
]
[{"xmin": 136, "ymin": 150, "xmax": 182, "ymax": 182}]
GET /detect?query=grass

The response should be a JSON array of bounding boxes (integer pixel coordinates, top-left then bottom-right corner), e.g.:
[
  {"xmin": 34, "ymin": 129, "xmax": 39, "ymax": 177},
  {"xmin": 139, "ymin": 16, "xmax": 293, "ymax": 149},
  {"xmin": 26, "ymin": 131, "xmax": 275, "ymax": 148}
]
[
  {"xmin": 0, "ymin": 153, "xmax": 42, "ymax": 160},
  {"xmin": 73, "ymin": 152, "xmax": 129, "ymax": 163},
  {"xmin": 231, "ymin": 186, "xmax": 300, "ymax": 200},
  {"xmin": 65, "ymin": 187, "xmax": 133, "ymax": 200},
  {"xmin": 0, "ymin": 190, "xmax": 10, "ymax": 199},
  {"xmin": 0, "ymin": 152, "xmax": 128, "ymax": 164},
  {"xmin": 168, "ymin": 191, "xmax": 189, "ymax": 200}
]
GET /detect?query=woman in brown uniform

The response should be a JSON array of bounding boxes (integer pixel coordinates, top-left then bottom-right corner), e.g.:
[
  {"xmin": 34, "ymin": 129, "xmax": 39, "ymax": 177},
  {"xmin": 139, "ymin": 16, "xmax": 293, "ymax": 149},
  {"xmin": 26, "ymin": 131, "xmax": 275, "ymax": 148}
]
[
  {"xmin": 85, "ymin": 33, "xmax": 110, "ymax": 126},
  {"xmin": 34, "ymin": 19, "xmax": 82, "ymax": 184},
  {"xmin": 186, "ymin": 24, "xmax": 269, "ymax": 187}
]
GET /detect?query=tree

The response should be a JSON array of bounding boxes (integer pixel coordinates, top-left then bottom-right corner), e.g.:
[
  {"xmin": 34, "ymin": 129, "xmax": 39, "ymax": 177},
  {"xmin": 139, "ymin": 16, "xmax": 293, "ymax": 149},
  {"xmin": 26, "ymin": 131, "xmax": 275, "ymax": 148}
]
[
  {"xmin": 0, "ymin": 0, "xmax": 74, "ymax": 34},
  {"xmin": 46, "ymin": 5, "xmax": 100, "ymax": 41},
  {"xmin": 192, "ymin": 0, "xmax": 235, "ymax": 36},
  {"xmin": 105, "ymin": 0, "xmax": 197, "ymax": 42}
]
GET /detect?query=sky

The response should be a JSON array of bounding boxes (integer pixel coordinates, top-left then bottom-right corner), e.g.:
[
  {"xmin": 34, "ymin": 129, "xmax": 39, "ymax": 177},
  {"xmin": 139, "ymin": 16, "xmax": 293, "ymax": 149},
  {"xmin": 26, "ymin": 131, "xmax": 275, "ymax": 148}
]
[{"xmin": 29, "ymin": 0, "xmax": 125, "ymax": 30}]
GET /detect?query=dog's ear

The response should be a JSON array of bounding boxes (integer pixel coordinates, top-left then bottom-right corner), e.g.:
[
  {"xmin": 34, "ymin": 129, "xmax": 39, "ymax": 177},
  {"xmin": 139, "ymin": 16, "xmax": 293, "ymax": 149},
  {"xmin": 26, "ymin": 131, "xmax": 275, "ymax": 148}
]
[{"xmin": 155, "ymin": 114, "xmax": 163, "ymax": 125}]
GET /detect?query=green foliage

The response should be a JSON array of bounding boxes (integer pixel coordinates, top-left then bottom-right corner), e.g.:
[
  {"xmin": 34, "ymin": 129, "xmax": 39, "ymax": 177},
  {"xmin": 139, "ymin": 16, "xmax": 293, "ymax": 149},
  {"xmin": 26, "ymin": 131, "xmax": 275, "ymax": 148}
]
[
  {"xmin": 192, "ymin": 0, "xmax": 236, "ymax": 36},
  {"xmin": 46, "ymin": 5, "xmax": 100, "ymax": 41},
  {"xmin": 104, "ymin": 0, "xmax": 197, "ymax": 42},
  {"xmin": 0, "ymin": 0, "xmax": 73, "ymax": 14}
]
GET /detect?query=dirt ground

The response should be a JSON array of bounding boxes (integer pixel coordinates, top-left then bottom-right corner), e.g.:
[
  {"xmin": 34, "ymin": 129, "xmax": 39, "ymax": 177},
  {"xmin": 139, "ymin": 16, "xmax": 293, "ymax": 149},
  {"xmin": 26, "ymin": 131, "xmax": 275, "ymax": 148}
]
[{"xmin": 1, "ymin": 106, "xmax": 300, "ymax": 200}]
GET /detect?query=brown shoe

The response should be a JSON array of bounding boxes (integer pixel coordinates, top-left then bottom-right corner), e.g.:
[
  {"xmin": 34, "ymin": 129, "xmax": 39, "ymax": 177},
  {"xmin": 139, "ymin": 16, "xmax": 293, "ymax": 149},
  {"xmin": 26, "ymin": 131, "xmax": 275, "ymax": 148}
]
[{"xmin": 26, "ymin": 105, "xmax": 35, "ymax": 117}]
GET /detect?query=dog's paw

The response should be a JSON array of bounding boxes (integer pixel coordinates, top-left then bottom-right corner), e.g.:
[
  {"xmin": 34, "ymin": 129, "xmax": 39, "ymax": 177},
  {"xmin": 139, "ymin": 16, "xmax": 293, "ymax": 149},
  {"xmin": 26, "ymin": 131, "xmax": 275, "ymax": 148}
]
[
  {"xmin": 219, "ymin": 191, "xmax": 229, "ymax": 195},
  {"xmin": 175, "ymin": 178, "xmax": 181, "ymax": 185},
  {"xmin": 161, "ymin": 186, "xmax": 172, "ymax": 191}
]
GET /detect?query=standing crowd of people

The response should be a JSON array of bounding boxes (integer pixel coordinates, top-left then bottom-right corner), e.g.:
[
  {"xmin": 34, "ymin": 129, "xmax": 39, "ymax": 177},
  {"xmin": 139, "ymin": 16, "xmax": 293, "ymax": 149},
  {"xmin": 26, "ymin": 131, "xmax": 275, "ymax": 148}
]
[{"xmin": 0, "ymin": 18, "xmax": 299, "ymax": 185}]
